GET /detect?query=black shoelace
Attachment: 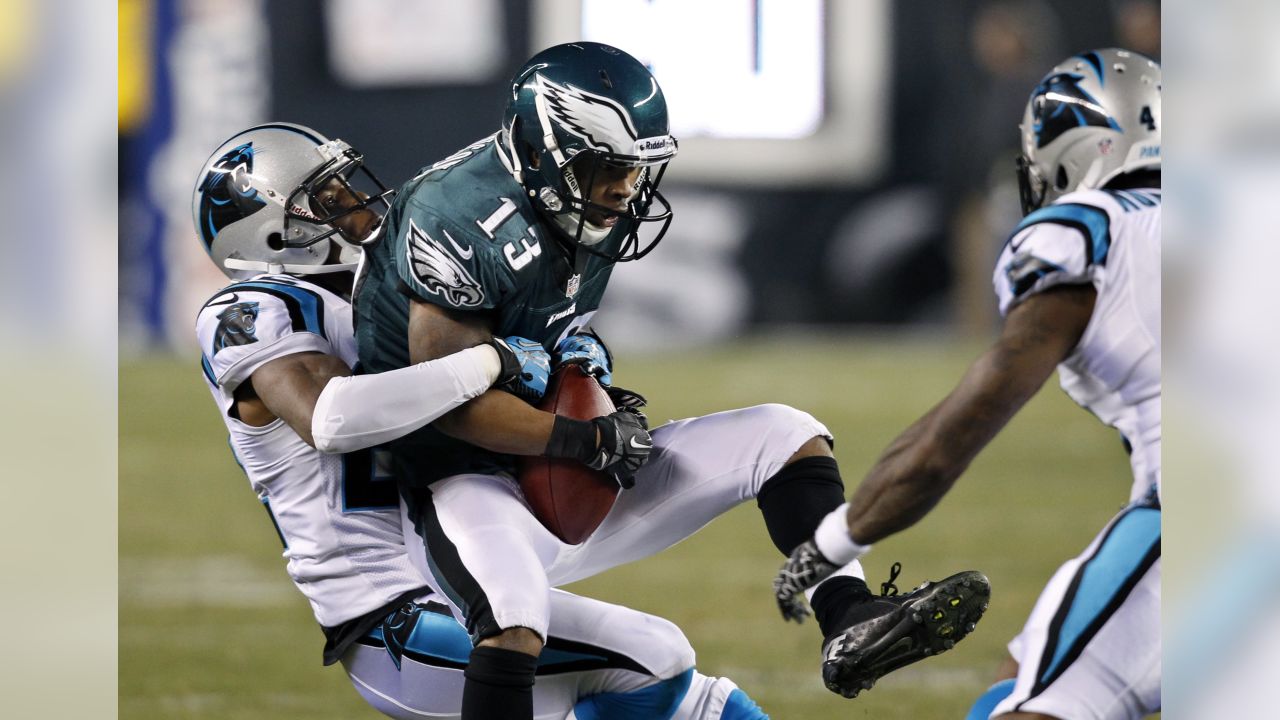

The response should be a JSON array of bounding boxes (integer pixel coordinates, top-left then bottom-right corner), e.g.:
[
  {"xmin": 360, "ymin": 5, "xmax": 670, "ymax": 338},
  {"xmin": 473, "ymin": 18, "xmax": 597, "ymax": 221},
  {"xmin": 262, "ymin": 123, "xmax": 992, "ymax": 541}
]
[{"xmin": 880, "ymin": 561, "xmax": 903, "ymax": 597}]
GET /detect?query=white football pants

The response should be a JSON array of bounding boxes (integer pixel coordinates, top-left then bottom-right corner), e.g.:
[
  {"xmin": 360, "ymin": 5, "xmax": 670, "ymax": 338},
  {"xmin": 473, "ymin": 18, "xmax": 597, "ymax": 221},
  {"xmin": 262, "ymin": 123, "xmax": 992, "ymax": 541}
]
[
  {"xmin": 404, "ymin": 403, "xmax": 833, "ymax": 641},
  {"xmin": 993, "ymin": 494, "xmax": 1161, "ymax": 719},
  {"xmin": 341, "ymin": 591, "xmax": 743, "ymax": 719}
]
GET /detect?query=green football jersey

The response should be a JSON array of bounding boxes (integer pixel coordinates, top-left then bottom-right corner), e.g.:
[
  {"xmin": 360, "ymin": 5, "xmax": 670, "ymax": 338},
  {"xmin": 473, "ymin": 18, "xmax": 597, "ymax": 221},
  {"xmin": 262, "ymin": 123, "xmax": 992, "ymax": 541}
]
[{"xmin": 354, "ymin": 134, "xmax": 621, "ymax": 485}]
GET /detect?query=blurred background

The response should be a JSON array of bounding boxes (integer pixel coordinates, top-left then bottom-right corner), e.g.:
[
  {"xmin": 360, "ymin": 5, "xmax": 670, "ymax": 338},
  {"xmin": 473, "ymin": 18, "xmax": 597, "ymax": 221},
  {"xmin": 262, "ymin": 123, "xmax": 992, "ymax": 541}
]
[
  {"xmin": 118, "ymin": 0, "xmax": 1161, "ymax": 353},
  {"xmin": 100, "ymin": 1, "xmax": 1263, "ymax": 719}
]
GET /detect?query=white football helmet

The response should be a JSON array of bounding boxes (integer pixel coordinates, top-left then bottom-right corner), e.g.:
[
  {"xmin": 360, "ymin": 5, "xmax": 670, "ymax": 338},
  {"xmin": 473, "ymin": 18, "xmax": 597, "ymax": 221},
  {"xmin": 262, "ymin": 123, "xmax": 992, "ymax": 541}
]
[
  {"xmin": 192, "ymin": 122, "xmax": 393, "ymax": 280},
  {"xmin": 1016, "ymin": 48, "xmax": 1161, "ymax": 214}
]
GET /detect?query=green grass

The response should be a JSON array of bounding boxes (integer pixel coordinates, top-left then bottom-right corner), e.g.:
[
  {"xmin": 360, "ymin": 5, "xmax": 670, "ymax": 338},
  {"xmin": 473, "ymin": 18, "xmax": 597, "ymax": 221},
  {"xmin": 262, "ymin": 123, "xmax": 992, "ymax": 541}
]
[{"xmin": 120, "ymin": 334, "xmax": 1132, "ymax": 719}]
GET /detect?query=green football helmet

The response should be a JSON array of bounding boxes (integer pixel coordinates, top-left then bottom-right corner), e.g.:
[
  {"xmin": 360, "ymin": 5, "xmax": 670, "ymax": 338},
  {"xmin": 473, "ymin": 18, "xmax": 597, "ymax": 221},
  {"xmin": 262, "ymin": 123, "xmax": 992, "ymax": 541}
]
[{"xmin": 499, "ymin": 42, "xmax": 677, "ymax": 262}]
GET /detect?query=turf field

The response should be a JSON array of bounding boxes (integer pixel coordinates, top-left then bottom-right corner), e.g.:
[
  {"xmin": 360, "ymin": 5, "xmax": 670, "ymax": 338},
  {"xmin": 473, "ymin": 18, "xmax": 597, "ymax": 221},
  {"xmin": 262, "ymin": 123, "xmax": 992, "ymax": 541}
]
[{"xmin": 120, "ymin": 334, "xmax": 1134, "ymax": 719}]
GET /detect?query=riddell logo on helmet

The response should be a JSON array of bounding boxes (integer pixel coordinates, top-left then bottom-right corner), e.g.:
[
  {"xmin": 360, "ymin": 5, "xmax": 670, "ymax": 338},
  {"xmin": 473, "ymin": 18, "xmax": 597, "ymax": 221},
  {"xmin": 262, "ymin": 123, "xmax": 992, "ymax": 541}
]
[
  {"xmin": 290, "ymin": 204, "xmax": 321, "ymax": 222},
  {"xmin": 639, "ymin": 139, "xmax": 670, "ymax": 152}
]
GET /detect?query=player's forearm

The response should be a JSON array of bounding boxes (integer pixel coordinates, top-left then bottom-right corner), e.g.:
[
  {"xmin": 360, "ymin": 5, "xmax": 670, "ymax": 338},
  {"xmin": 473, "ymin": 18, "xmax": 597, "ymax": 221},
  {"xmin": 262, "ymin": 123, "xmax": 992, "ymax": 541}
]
[
  {"xmin": 311, "ymin": 345, "xmax": 502, "ymax": 454},
  {"xmin": 846, "ymin": 344, "xmax": 1043, "ymax": 543},
  {"xmin": 845, "ymin": 408, "xmax": 959, "ymax": 543},
  {"xmin": 433, "ymin": 389, "xmax": 558, "ymax": 455}
]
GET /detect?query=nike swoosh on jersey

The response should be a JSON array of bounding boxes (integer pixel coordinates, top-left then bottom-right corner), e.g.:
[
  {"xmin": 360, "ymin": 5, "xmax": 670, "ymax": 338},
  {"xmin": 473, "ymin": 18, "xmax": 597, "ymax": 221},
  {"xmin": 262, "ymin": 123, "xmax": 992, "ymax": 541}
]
[
  {"xmin": 206, "ymin": 293, "xmax": 239, "ymax": 307},
  {"xmin": 442, "ymin": 229, "xmax": 474, "ymax": 260}
]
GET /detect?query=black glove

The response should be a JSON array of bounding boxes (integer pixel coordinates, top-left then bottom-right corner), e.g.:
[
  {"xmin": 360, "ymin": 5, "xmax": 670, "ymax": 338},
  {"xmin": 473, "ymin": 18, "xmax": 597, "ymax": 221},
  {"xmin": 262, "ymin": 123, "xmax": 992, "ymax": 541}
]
[
  {"xmin": 587, "ymin": 410, "xmax": 653, "ymax": 488},
  {"xmin": 543, "ymin": 410, "xmax": 653, "ymax": 489},
  {"xmin": 772, "ymin": 538, "xmax": 841, "ymax": 623},
  {"xmin": 605, "ymin": 385, "xmax": 648, "ymax": 428}
]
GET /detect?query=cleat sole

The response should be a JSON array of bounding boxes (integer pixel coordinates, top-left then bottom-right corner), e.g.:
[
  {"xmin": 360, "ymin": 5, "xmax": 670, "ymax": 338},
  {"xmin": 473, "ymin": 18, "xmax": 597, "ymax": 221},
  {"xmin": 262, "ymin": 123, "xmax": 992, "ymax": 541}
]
[{"xmin": 820, "ymin": 570, "xmax": 992, "ymax": 699}]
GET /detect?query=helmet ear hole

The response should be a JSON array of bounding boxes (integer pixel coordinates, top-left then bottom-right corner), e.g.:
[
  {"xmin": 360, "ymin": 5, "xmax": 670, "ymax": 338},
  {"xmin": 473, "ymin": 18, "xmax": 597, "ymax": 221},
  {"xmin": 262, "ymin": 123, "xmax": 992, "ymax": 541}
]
[
  {"xmin": 266, "ymin": 232, "xmax": 285, "ymax": 251},
  {"xmin": 1054, "ymin": 165, "xmax": 1070, "ymax": 190}
]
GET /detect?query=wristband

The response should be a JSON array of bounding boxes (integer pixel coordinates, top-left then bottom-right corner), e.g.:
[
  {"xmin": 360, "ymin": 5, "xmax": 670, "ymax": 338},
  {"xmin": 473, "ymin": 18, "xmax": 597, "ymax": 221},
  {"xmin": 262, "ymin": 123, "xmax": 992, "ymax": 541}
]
[
  {"xmin": 813, "ymin": 503, "xmax": 872, "ymax": 565},
  {"xmin": 475, "ymin": 342, "xmax": 504, "ymax": 385},
  {"xmin": 544, "ymin": 415, "xmax": 597, "ymax": 462}
]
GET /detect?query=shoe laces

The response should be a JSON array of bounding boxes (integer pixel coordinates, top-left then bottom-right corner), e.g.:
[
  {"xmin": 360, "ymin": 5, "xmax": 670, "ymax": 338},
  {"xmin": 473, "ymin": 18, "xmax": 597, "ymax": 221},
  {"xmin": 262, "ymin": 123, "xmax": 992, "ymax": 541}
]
[{"xmin": 880, "ymin": 561, "xmax": 903, "ymax": 597}]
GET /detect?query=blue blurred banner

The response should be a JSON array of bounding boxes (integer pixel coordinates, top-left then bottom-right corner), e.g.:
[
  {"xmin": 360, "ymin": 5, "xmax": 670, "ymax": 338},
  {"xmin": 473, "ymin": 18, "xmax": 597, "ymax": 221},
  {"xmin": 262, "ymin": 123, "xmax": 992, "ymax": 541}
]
[
  {"xmin": 119, "ymin": 0, "xmax": 174, "ymax": 347},
  {"xmin": 120, "ymin": 0, "xmax": 274, "ymax": 351}
]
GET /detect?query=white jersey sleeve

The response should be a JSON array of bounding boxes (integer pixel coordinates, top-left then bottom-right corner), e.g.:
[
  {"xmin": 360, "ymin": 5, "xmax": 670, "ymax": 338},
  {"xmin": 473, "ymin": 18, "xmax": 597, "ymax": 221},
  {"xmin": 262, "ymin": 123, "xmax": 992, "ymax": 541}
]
[
  {"xmin": 196, "ymin": 276, "xmax": 339, "ymax": 393},
  {"xmin": 993, "ymin": 200, "xmax": 1114, "ymax": 316},
  {"xmin": 988, "ymin": 199, "xmax": 1111, "ymax": 315}
]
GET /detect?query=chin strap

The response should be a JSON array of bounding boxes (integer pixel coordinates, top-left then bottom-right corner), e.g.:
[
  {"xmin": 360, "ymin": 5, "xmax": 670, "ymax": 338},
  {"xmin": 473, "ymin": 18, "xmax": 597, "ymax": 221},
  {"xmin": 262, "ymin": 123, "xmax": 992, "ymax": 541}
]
[
  {"xmin": 551, "ymin": 210, "xmax": 611, "ymax": 247},
  {"xmin": 223, "ymin": 258, "xmax": 359, "ymax": 275}
]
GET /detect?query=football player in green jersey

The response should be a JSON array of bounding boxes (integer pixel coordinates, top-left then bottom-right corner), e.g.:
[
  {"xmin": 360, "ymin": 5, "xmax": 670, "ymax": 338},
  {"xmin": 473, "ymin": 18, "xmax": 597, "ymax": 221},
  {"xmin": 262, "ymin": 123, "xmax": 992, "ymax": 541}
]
[{"xmin": 354, "ymin": 42, "xmax": 989, "ymax": 720}]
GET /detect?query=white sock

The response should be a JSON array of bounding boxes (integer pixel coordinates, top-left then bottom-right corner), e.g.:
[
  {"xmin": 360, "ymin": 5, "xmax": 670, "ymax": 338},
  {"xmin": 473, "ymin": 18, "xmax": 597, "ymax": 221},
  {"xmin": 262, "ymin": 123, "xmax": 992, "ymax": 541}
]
[{"xmin": 805, "ymin": 559, "xmax": 866, "ymax": 603}]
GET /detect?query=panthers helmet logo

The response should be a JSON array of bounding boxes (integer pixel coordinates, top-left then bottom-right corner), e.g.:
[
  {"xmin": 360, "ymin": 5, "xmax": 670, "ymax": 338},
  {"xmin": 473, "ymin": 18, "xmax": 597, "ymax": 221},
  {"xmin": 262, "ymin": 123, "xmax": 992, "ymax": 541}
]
[
  {"xmin": 197, "ymin": 143, "xmax": 269, "ymax": 249},
  {"xmin": 212, "ymin": 302, "xmax": 261, "ymax": 354},
  {"xmin": 1030, "ymin": 73, "xmax": 1121, "ymax": 149},
  {"xmin": 405, "ymin": 220, "xmax": 485, "ymax": 308}
]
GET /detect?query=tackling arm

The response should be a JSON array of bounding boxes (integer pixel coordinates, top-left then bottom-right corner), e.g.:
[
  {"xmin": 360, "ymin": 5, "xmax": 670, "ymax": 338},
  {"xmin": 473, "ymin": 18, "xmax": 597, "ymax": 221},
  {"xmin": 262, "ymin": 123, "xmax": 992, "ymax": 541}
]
[
  {"xmin": 244, "ymin": 344, "xmax": 505, "ymax": 452},
  {"xmin": 845, "ymin": 283, "xmax": 1096, "ymax": 544}
]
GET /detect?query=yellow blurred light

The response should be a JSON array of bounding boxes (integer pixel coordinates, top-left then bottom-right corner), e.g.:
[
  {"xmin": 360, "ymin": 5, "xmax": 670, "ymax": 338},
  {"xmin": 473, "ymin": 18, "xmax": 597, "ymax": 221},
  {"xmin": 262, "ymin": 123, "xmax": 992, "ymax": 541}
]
[
  {"xmin": 118, "ymin": 0, "xmax": 151, "ymax": 132},
  {"xmin": 0, "ymin": 0, "xmax": 34, "ymax": 88}
]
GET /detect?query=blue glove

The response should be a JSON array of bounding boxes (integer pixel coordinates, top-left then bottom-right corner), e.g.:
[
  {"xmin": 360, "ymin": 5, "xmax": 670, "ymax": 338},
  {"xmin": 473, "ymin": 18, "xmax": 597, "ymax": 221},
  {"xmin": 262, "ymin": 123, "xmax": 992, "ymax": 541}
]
[
  {"xmin": 555, "ymin": 331, "xmax": 613, "ymax": 386},
  {"xmin": 490, "ymin": 336, "xmax": 551, "ymax": 402}
]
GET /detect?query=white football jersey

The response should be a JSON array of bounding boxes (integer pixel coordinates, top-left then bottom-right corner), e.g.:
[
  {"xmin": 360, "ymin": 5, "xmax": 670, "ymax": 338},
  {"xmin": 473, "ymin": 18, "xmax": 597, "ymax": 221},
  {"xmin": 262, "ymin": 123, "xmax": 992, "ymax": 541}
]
[
  {"xmin": 994, "ymin": 188, "xmax": 1161, "ymax": 501},
  {"xmin": 195, "ymin": 274, "xmax": 427, "ymax": 630}
]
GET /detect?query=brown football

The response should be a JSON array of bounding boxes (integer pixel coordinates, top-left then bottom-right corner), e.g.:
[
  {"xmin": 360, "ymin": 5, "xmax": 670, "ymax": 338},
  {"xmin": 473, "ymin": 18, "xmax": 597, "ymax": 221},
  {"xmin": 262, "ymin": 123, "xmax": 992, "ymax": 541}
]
[{"xmin": 517, "ymin": 364, "xmax": 619, "ymax": 544}]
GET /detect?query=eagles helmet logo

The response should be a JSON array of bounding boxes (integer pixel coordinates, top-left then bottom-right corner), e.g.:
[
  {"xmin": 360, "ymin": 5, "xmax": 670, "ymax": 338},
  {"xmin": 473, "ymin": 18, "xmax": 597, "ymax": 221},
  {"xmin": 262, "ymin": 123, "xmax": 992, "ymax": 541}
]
[
  {"xmin": 212, "ymin": 301, "xmax": 261, "ymax": 354},
  {"xmin": 536, "ymin": 75, "xmax": 646, "ymax": 157},
  {"xmin": 1031, "ymin": 73, "xmax": 1122, "ymax": 149},
  {"xmin": 197, "ymin": 142, "xmax": 268, "ymax": 249},
  {"xmin": 405, "ymin": 220, "xmax": 485, "ymax": 308}
]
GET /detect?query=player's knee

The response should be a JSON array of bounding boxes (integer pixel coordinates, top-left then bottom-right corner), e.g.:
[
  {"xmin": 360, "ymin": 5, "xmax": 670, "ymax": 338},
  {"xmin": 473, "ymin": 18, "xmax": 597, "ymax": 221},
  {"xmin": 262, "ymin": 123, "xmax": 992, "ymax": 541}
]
[
  {"xmin": 633, "ymin": 614, "xmax": 696, "ymax": 679},
  {"xmin": 750, "ymin": 403, "xmax": 828, "ymax": 444},
  {"xmin": 786, "ymin": 434, "xmax": 834, "ymax": 464},
  {"xmin": 754, "ymin": 402, "xmax": 809, "ymax": 426}
]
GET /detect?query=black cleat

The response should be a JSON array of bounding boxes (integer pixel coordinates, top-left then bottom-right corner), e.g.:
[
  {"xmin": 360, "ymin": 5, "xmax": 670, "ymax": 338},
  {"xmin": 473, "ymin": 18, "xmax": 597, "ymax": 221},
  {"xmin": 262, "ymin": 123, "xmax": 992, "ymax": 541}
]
[{"xmin": 819, "ymin": 563, "xmax": 991, "ymax": 698}]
